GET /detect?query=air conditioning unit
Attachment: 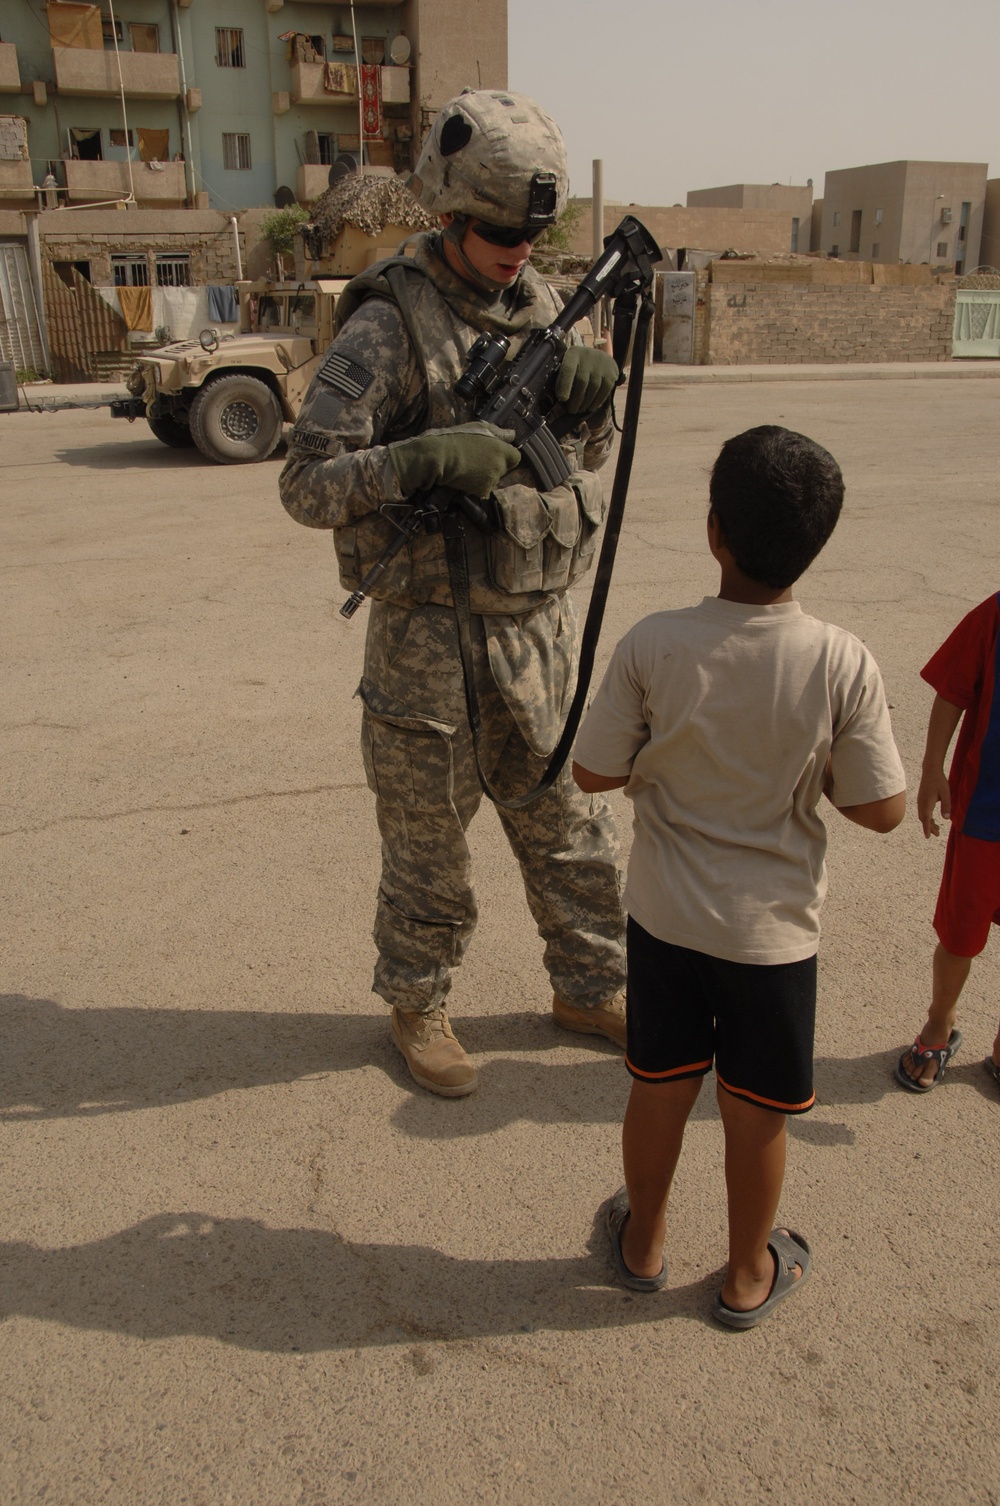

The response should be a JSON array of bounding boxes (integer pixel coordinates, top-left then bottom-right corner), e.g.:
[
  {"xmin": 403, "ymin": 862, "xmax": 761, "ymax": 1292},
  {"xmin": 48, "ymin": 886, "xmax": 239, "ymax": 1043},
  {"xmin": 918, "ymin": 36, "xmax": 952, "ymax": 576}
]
[{"xmin": 941, "ymin": 207, "xmax": 953, "ymax": 224}]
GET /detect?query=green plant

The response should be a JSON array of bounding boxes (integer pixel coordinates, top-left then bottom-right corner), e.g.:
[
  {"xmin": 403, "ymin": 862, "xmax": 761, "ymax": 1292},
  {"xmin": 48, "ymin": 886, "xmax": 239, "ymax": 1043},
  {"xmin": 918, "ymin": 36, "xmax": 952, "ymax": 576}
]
[
  {"xmin": 533, "ymin": 198, "xmax": 584, "ymax": 257},
  {"xmin": 260, "ymin": 205, "xmax": 310, "ymax": 257}
]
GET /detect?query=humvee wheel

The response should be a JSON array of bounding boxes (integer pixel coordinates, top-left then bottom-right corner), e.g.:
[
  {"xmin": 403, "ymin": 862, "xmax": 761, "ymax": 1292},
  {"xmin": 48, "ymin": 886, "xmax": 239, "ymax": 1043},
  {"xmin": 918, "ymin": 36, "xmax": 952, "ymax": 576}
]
[
  {"xmin": 147, "ymin": 413, "xmax": 195, "ymax": 448},
  {"xmin": 189, "ymin": 375, "xmax": 283, "ymax": 464}
]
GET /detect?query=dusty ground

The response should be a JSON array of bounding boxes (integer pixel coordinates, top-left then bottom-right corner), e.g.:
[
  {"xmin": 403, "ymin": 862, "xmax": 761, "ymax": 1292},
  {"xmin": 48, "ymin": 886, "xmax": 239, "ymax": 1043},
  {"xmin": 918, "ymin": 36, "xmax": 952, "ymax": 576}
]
[{"xmin": 2, "ymin": 383, "xmax": 998, "ymax": 1506}]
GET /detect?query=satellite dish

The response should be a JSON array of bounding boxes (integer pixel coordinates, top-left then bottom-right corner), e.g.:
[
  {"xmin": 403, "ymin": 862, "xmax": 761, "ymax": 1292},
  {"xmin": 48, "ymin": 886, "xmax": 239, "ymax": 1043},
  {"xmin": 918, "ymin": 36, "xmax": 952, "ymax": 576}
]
[
  {"xmin": 328, "ymin": 155, "xmax": 358, "ymax": 187},
  {"xmin": 389, "ymin": 34, "xmax": 411, "ymax": 65},
  {"xmin": 273, "ymin": 184, "xmax": 296, "ymax": 208}
]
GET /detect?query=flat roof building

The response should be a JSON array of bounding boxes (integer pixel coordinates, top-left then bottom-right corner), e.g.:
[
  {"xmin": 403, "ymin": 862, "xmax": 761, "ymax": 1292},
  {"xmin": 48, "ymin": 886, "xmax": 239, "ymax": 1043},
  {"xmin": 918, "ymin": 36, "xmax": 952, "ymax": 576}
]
[
  {"xmin": 820, "ymin": 160, "xmax": 986, "ymax": 273},
  {"xmin": 0, "ymin": 0, "xmax": 507, "ymax": 213}
]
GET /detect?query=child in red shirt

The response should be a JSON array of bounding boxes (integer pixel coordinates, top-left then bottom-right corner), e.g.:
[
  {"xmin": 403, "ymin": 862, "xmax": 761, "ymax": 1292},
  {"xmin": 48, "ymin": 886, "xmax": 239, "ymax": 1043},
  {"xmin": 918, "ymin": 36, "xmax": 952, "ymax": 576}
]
[{"xmin": 897, "ymin": 592, "xmax": 1000, "ymax": 1092}]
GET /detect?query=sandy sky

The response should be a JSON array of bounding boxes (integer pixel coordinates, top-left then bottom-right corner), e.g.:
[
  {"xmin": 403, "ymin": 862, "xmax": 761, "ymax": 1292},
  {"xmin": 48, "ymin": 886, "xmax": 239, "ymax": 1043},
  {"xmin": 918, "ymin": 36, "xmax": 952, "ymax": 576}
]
[{"xmin": 507, "ymin": 0, "xmax": 999, "ymax": 206}]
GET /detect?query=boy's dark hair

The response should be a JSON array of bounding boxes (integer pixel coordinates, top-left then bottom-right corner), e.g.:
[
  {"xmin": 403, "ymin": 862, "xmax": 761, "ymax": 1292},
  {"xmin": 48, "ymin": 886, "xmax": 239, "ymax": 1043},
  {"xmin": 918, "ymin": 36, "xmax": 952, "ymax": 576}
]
[{"xmin": 709, "ymin": 425, "xmax": 844, "ymax": 589}]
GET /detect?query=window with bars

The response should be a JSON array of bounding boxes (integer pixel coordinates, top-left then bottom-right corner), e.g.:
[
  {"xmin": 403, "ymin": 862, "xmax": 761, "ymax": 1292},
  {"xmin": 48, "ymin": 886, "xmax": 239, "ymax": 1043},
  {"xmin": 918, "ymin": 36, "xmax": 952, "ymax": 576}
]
[
  {"xmin": 222, "ymin": 133, "xmax": 252, "ymax": 171},
  {"xmin": 215, "ymin": 28, "xmax": 246, "ymax": 68},
  {"xmin": 112, "ymin": 253, "xmax": 149, "ymax": 288},
  {"xmin": 936, "ymin": 241, "xmax": 948, "ymax": 258},
  {"xmin": 155, "ymin": 253, "xmax": 191, "ymax": 288}
]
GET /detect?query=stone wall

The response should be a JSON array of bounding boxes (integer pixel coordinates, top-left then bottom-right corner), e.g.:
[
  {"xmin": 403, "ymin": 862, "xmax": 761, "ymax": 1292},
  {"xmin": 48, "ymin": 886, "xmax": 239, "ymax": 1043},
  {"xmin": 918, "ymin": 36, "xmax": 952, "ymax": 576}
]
[
  {"xmin": 32, "ymin": 208, "xmax": 274, "ymax": 287},
  {"xmin": 704, "ymin": 260, "xmax": 956, "ymax": 364}
]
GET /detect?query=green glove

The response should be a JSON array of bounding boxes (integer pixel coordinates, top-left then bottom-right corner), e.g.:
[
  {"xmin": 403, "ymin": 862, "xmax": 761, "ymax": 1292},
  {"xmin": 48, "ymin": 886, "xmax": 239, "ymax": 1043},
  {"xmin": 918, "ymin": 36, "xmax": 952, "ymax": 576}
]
[
  {"xmin": 554, "ymin": 346, "xmax": 619, "ymax": 415},
  {"xmin": 389, "ymin": 422, "xmax": 521, "ymax": 499}
]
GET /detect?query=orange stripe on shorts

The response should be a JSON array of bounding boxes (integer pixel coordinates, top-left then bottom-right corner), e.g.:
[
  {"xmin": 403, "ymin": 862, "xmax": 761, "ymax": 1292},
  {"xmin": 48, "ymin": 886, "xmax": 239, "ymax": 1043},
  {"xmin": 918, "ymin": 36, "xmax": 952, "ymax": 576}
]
[{"xmin": 715, "ymin": 1067, "xmax": 815, "ymax": 1113}]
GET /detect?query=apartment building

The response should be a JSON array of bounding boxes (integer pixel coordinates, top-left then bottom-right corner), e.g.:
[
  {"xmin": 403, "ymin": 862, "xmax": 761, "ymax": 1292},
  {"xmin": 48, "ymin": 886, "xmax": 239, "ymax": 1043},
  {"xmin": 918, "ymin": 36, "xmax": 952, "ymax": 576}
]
[
  {"xmin": 820, "ymin": 160, "xmax": 986, "ymax": 273},
  {"xmin": 686, "ymin": 182, "xmax": 814, "ymax": 252},
  {"xmin": 0, "ymin": 0, "xmax": 507, "ymax": 213}
]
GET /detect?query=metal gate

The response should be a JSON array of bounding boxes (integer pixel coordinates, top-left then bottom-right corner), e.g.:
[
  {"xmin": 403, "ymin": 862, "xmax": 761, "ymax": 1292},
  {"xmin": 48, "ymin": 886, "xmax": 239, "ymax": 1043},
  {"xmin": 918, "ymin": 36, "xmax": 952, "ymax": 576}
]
[
  {"xmin": 952, "ymin": 267, "xmax": 1000, "ymax": 358},
  {"xmin": 0, "ymin": 243, "xmax": 47, "ymax": 376}
]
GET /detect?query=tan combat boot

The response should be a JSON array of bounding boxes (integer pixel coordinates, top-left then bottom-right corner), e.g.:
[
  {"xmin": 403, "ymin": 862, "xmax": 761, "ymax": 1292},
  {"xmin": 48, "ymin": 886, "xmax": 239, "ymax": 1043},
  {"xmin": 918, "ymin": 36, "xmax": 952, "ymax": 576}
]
[
  {"xmin": 552, "ymin": 990, "xmax": 626, "ymax": 1049},
  {"xmin": 390, "ymin": 1006, "xmax": 478, "ymax": 1097}
]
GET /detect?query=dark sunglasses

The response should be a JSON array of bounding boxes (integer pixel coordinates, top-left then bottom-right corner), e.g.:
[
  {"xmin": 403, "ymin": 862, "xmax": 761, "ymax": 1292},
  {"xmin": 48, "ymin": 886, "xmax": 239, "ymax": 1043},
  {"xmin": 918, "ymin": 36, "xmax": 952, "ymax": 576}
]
[{"xmin": 470, "ymin": 219, "xmax": 545, "ymax": 248}]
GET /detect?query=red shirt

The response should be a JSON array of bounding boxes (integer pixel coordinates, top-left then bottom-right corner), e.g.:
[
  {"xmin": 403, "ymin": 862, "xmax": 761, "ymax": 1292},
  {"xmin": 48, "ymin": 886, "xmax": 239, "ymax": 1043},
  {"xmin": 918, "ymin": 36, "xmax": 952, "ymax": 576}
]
[{"xmin": 921, "ymin": 593, "xmax": 1000, "ymax": 841}]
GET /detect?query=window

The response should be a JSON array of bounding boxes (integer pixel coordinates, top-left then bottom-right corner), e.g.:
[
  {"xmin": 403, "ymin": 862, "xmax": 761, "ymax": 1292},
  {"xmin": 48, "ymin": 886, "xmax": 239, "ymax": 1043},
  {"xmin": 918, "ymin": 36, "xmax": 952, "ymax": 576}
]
[
  {"xmin": 222, "ymin": 132, "xmax": 252, "ymax": 170},
  {"xmin": 102, "ymin": 14, "xmax": 123, "ymax": 47},
  {"xmin": 73, "ymin": 128, "xmax": 102, "ymax": 161},
  {"xmin": 790, "ymin": 216, "xmax": 799, "ymax": 253},
  {"xmin": 215, "ymin": 28, "xmax": 246, "ymax": 68},
  {"xmin": 871, "ymin": 242, "xmax": 880, "ymax": 259},
  {"xmin": 53, "ymin": 260, "xmax": 92, "ymax": 287},
  {"xmin": 874, "ymin": 207, "xmax": 883, "ymax": 226},
  {"xmin": 832, "ymin": 211, "xmax": 841, "ymax": 227},
  {"xmin": 129, "ymin": 23, "xmax": 158, "ymax": 53},
  {"xmin": 112, "ymin": 253, "xmax": 150, "ymax": 288},
  {"xmin": 955, "ymin": 259, "xmax": 964, "ymax": 276},
  {"xmin": 317, "ymin": 133, "xmax": 335, "ymax": 165},
  {"xmin": 155, "ymin": 252, "xmax": 191, "ymax": 288},
  {"xmin": 958, "ymin": 201, "xmax": 971, "ymax": 243},
  {"xmin": 849, "ymin": 209, "xmax": 862, "ymax": 254},
  {"xmin": 108, "ymin": 128, "xmax": 133, "ymax": 149},
  {"xmin": 361, "ymin": 37, "xmax": 386, "ymax": 64},
  {"xmin": 936, "ymin": 241, "xmax": 948, "ymax": 258}
]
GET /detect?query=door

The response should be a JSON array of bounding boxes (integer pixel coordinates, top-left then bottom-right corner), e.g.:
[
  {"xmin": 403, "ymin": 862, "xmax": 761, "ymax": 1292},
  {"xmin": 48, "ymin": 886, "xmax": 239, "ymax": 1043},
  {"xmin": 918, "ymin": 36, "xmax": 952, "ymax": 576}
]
[
  {"xmin": 952, "ymin": 269, "xmax": 1000, "ymax": 358},
  {"xmin": 0, "ymin": 243, "xmax": 47, "ymax": 376}
]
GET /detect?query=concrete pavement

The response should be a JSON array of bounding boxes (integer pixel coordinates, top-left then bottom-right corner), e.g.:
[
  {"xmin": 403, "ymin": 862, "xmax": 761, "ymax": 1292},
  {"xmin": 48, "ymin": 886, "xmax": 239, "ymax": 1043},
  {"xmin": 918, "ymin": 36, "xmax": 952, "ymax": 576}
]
[{"xmin": 2, "ymin": 386, "xmax": 998, "ymax": 1504}]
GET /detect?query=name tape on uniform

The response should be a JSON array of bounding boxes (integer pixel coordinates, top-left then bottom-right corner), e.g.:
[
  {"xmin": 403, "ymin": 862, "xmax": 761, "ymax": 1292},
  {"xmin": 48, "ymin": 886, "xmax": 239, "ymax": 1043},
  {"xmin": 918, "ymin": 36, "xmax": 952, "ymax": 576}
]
[
  {"xmin": 290, "ymin": 427, "xmax": 333, "ymax": 454},
  {"xmin": 316, "ymin": 350, "xmax": 374, "ymax": 400}
]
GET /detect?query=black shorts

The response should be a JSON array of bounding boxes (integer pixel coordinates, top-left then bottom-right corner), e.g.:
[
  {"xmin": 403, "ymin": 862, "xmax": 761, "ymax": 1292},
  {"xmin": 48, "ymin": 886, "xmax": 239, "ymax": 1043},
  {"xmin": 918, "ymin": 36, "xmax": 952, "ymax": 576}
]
[{"xmin": 625, "ymin": 916, "xmax": 816, "ymax": 1114}]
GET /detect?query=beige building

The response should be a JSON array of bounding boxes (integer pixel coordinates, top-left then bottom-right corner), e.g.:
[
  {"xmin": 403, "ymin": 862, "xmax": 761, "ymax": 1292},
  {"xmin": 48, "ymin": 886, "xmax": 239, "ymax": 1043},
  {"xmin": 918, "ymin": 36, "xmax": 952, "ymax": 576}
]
[
  {"xmin": 686, "ymin": 183, "xmax": 813, "ymax": 252},
  {"xmin": 570, "ymin": 200, "xmax": 805, "ymax": 265},
  {"xmin": 980, "ymin": 179, "xmax": 1000, "ymax": 271},
  {"xmin": 820, "ymin": 160, "xmax": 987, "ymax": 273}
]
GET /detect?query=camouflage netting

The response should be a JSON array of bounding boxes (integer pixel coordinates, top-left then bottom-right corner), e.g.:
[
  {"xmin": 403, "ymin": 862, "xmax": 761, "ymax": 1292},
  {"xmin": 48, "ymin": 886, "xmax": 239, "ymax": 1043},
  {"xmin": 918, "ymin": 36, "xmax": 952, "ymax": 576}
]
[{"xmin": 309, "ymin": 171, "xmax": 435, "ymax": 243}]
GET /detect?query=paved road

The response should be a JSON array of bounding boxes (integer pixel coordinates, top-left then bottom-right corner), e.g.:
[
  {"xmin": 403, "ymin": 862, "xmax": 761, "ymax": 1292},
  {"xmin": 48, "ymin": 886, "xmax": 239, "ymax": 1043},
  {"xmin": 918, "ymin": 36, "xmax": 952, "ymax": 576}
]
[{"xmin": 2, "ymin": 388, "xmax": 998, "ymax": 1505}]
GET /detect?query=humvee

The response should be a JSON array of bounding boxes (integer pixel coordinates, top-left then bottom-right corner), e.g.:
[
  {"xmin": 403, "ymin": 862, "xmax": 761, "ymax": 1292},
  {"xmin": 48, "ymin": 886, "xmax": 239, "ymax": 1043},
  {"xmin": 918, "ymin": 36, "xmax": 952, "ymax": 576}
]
[{"xmin": 110, "ymin": 277, "xmax": 348, "ymax": 464}]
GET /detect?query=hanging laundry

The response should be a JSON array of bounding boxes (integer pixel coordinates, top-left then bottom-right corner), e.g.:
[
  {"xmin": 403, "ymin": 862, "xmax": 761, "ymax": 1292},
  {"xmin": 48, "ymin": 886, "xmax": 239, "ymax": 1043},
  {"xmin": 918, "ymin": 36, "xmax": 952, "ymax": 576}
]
[
  {"xmin": 117, "ymin": 285, "xmax": 153, "ymax": 331},
  {"xmin": 360, "ymin": 64, "xmax": 382, "ymax": 138},
  {"xmin": 206, "ymin": 285, "xmax": 239, "ymax": 322}
]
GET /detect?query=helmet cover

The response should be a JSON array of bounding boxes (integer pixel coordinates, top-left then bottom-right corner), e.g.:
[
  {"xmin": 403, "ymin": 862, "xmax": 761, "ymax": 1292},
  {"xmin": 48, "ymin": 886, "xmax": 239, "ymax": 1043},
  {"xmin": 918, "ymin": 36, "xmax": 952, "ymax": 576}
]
[{"xmin": 409, "ymin": 89, "xmax": 569, "ymax": 231}]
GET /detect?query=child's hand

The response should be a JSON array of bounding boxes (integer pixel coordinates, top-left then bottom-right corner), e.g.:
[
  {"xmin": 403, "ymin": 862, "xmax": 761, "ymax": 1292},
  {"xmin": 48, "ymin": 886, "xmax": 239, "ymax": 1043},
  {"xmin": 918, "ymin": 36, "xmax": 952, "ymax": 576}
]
[{"xmin": 917, "ymin": 767, "xmax": 950, "ymax": 837}]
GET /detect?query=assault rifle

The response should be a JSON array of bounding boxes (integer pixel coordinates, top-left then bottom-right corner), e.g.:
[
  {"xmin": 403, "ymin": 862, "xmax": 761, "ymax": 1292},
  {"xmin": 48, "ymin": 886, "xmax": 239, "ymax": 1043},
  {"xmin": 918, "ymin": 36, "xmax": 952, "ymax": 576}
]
[{"xmin": 339, "ymin": 214, "xmax": 661, "ymax": 619}]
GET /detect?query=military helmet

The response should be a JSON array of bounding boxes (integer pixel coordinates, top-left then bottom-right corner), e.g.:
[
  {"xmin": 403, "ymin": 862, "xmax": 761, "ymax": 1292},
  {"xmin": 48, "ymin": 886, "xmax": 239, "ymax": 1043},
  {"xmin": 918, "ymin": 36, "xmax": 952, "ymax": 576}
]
[{"xmin": 409, "ymin": 89, "xmax": 569, "ymax": 232}]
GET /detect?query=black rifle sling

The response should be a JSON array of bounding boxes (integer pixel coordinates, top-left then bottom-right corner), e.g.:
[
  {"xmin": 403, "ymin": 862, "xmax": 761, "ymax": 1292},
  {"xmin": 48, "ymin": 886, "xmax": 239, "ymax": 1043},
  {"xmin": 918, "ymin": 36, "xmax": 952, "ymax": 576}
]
[{"xmin": 442, "ymin": 288, "xmax": 656, "ymax": 812}]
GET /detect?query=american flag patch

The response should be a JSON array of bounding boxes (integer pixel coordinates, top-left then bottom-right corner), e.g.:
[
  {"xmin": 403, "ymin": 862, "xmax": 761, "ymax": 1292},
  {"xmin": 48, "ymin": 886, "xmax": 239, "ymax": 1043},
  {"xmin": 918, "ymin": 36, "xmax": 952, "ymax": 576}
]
[{"xmin": 316, "ymin": 350, "xmax": 374, "ymax": 399}]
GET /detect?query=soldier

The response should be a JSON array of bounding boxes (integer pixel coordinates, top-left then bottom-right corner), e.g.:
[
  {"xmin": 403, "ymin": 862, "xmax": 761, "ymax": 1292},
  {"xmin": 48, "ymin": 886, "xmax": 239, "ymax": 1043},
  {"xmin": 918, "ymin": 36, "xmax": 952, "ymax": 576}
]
[{"xmin": 279, "ymin": 89, "xmax": 626, "ymax": 1097}]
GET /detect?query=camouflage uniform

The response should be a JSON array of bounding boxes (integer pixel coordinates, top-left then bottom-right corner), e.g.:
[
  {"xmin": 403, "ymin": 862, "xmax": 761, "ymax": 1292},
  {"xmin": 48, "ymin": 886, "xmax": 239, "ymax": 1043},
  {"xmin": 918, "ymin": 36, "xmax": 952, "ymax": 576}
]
[{"xmin": 279, "ymin": 231, "xmax": 626, "ymax": 1015}]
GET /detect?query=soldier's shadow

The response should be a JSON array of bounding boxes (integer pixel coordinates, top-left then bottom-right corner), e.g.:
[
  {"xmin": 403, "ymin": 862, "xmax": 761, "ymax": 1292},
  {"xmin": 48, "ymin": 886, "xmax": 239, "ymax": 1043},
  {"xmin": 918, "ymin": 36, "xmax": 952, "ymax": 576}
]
[
  {"xmin": 0, "ymin": 1207, "xmax": 718, "ymax": 1353},
  {"xmin": 2, "ymin": 995, "xmax": 903, "ymax": 1144},
  {"xmin": 53, "ymin": 439, "xmax": 205, "ymax": 470}
]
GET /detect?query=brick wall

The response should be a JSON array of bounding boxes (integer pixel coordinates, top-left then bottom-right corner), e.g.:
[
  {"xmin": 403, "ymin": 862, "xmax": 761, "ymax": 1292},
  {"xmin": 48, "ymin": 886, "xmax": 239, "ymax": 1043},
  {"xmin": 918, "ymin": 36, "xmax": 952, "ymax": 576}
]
[{"xmin": 704, "ymin": 260, "xmax": 956, "ymax": 364}]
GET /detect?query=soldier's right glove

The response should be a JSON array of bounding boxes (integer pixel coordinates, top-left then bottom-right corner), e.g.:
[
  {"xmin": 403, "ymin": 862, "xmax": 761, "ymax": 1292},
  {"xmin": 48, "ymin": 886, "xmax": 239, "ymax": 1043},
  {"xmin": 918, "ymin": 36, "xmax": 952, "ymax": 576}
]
[
  {"xmin": 389, "ymin": 422, "xmax": 521, "ymax": 500},
  {"xmin": 554, "ymin": 346, "xmax": 620, "ymax": 414}
]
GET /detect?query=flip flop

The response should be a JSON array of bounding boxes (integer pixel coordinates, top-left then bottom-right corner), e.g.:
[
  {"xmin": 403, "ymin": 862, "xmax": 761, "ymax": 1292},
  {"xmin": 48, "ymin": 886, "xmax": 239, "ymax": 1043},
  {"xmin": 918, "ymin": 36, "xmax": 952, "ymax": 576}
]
[
  {"xmin": 895, "ymin": 1029, "xmax": 963, "ymax": 1093},
  {"xmin": 983, "ymin": 1057, "xmax": 1000, "ymax": 1090},
  {"xmin": 605, "ymin": 1186, "xmax": 667, "ymax": 1292},
  {"xmin": 712, "ymin": 1229, "xmax": 812, "ymax": 1330}
]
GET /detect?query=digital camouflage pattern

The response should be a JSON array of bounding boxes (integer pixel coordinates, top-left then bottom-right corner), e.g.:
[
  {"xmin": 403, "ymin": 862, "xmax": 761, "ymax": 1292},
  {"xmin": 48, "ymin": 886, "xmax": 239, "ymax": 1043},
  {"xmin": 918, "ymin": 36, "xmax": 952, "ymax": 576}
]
[
  {"xmin": 360, "ymin": 599, "xmax": 625, "ymax": 1013},
  {"xmin": 278, "ymin": 229, "xmax": 626, "ymax": 1015},
  {"xmin": 408, "ymin": 90, "xmax": 569, "ymax": 229}
]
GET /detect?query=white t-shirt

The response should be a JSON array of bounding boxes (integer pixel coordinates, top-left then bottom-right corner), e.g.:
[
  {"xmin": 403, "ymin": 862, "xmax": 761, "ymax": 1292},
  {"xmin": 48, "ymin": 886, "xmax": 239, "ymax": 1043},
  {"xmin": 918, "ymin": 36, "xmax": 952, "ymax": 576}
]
[{"xmin": 574, "ymin": 597, "xmax": 905, "ymax": 964}]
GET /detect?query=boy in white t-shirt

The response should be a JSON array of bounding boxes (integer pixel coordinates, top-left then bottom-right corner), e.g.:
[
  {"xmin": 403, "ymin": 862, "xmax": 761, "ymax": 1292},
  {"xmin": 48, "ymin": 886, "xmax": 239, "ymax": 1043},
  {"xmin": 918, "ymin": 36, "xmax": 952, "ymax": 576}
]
[{"xmin": 573, "ymin": 425, "xmax": 906, "ymax": 1328}]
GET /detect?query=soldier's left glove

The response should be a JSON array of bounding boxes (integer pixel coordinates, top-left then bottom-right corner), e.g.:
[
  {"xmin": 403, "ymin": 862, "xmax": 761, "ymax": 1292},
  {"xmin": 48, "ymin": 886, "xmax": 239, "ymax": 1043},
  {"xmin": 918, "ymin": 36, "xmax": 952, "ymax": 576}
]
[{"xmin": 554, "ymin": 346, "xmax": 619, "ymax": 415}]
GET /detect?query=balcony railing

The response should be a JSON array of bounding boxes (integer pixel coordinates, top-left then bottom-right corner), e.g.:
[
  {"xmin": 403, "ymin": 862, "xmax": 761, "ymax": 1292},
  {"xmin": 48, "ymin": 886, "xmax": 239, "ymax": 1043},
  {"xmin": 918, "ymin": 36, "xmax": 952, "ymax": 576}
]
[
  {"xmin": 53, "ymin": 46, "xmax": 181, "ymax": 100},
  {"xmin": 64, "ymin": 159, "xmax": 186, "ymax": 205},
  {"xmin": 0, "ymin": 41, "xmax": 21, "ymax": 91},
  {"xmin": 289, "ymin": 60, "xmax": 408, "ymax": 106}
]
